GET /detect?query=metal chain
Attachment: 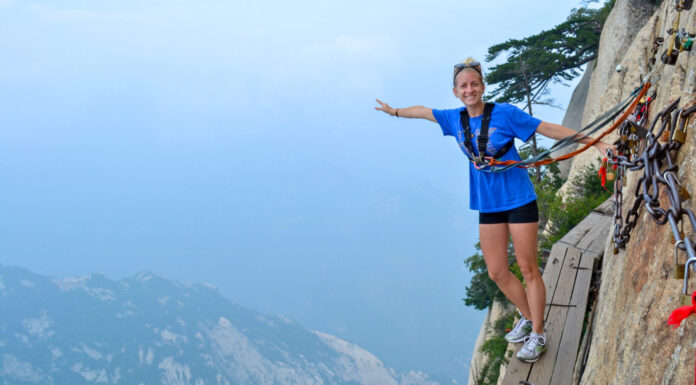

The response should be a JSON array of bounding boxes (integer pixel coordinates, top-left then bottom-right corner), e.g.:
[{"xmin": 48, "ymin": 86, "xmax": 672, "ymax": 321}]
[{"xmin": 610, "ymin": 97, "xmax": 696, "ymax": 303}]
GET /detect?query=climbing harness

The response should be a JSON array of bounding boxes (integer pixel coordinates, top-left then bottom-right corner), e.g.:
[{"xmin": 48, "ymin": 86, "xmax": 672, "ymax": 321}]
[
  {"xmin": 460, "ymin": 0, "xmax": 686, "ymax": 173},
  {"xmin": 459, "ymin": 102, "xmax": 514, "ymax": 165},
  {"xmin": 472, "ymin": 81, "xmax": 652, "ymax": 172}
]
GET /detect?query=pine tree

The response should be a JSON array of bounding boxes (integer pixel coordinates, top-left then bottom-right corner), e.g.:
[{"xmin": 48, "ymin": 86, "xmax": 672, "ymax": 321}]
[{"xmin": 484, "ymin": 1, "xmax": 615, "ymax": 180}]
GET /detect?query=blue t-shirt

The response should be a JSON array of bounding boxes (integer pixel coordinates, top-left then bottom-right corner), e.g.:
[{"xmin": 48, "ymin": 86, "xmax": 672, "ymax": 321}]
[{"xmin": 432, "ymin": 103, "xmax": 541, "ymax": 213}]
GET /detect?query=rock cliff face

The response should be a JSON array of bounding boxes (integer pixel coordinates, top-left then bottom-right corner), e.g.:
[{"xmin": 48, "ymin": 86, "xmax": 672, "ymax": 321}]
[
  {"xmin": 560, "ymin": 0, "xmax": 658, "ymax": 196},
  {"xmin": 560, "ymin": 0, "xmax": 696, "ymax": 384},
  {"xmin": 556, "ymin": 59, "xmax": 594, "ymax": 180},
  {"xmin": 466, "ymin": 302, "xmax": 512, "ymax": 385}
]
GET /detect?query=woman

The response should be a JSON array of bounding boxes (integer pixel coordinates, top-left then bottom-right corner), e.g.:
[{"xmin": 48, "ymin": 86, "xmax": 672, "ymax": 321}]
[{"xmin": 374, "ymin": 58, "xmax": 611, "ymax": 363}]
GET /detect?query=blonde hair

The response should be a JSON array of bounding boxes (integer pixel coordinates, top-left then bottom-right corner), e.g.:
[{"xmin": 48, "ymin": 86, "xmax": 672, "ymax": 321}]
[{"xmin": 453, "ymin": 57, "xmax": 483, "ymax": 86}]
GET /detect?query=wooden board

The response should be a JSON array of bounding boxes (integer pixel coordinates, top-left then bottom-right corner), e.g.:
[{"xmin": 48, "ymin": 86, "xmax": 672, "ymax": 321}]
[
  {"xmin": 527, "ymin": 246, "xmax": 582, "ymax": 384},
  {"xmin": 543, "ymin": 243, "xmax": 570, "ymax": 316},
  {"xmin": 593, "ymin": 198, "xmax": 615, "ymax": 215},
  {"xmin": 500, "ymin": 355, "xmax": 533, "ymax": 385},
  {"xmin": 498, "ymin": 198, "xmax": 611, "ymax": 385},
  {"xmin": 550, "ymin": 251, "xmax": 596, "ymax": 385},
  {"xmin": 574, "ymin": 213, "xmax": 612, "ymax": 254},
  {"xmin": 559, "ymin": 216, "xmax": 595, "ymax": 246},
  {"xmin": 500, "ymin": 244, "xmax": 569, "ymax": 385}
]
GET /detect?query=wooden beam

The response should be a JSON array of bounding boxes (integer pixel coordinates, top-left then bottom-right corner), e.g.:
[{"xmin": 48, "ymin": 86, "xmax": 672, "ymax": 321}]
[
  {"xmin": 550, "ymin": 251, "xmax": 596, "ymax": 385},
  {"xmin": 527, "ymin": 246, "xmax": 582, "ymax": 384}
]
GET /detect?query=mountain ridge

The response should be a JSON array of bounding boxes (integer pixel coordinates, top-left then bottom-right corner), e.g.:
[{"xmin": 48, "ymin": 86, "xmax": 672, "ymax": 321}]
[{"xmin": 0, "ymin": 264, "xmax": 441, "ymax": 385}]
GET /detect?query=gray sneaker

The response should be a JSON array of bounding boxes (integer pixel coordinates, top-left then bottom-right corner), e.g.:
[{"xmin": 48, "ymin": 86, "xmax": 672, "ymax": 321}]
[
  {"xmin": 504, "ymin": 318, "xmax": 532, "ymax": 343},
  {"xmin": 516, "ymin": 333, "xmax": 547, "ymax": 363}
]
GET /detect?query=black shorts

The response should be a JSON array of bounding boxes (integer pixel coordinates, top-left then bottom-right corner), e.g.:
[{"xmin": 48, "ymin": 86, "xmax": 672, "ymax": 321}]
[{"xmin": 479, "ymin": 200, "xmax": 539, "ymax": 224}]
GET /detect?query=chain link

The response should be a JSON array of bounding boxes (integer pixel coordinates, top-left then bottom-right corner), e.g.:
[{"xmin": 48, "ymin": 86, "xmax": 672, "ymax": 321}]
[{"xmin": 610, "ymin": 97, "xmax": 696, "ymax": 300}]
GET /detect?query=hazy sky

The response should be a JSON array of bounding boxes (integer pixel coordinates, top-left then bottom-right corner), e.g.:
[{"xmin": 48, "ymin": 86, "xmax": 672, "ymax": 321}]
[{"xmin": 0, "ymin": 0, "xmax": 587, "ymax": 382}]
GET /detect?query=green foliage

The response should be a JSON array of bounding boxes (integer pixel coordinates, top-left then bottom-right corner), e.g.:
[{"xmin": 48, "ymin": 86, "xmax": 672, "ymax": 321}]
[
  {"xmin": 473, "ymin": 312, "xmax": 516, "ymax": 385},
  {"xmin": 484, "ymin": 1, "xmax": 615, "ymax": 109},
  {"xmin": 539, "ymin": 161, "xmax": 613, "ymax": 251},
  {"xmin": 463, "ymin": 243, "xmax": 522, "ymax": 310},
  {"xmin": 519, "ymin": 144, "xmax": 563, "ymax": 229}
]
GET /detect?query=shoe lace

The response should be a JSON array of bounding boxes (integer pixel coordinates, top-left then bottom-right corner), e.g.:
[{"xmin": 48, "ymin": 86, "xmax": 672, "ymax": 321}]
[
  {"xmin": 510, "ymin": 319, "xmax": 529, "ymax": 335},
  {"xmin": 521, "ymin": 335, "xmax": 542, "ymax": 354}
]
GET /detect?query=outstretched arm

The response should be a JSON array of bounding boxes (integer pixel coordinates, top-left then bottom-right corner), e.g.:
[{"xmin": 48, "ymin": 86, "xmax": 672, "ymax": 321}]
[
  {"xmin": 374, "ymin": 99, "xmax": 437, "ymax": 123},
  {"xmin": 536, "ymin": 121, "xmax": 614, "ymax": 157}
]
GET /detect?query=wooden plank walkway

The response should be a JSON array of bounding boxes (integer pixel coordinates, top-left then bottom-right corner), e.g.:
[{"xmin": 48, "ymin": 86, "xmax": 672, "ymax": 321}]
[{"xmin": 501, "ymin": 200, "xmax": 612, "ymax": 385}]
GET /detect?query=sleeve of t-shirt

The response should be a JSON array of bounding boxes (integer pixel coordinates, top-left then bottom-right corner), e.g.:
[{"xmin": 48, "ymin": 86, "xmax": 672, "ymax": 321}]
[
  {"xmin": 432, "ymin": 108, "xmax": 454, "ymax": 137},
  {"xmin": 506, "ymin": 105, "xmax": 542, "ymax": 142}
]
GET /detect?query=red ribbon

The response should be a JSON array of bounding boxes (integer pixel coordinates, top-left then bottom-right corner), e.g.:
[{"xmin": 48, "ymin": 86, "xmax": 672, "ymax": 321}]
[
  {"xmin": 667, "ymin": 292, "xmax": 696, "ymax": 385},
  {"xmin": 598, "ymin": 158, "xmax": 609, "ymax": 192},
  {"xmin": 668, "ymin": 292, "xmax": 696, "ymax": 328}
]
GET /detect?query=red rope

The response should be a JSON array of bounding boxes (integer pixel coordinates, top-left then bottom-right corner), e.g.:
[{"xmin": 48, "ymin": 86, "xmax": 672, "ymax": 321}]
[{"xmin": 480, "ymin": 82, "xmax": 652, "ymax": 169}]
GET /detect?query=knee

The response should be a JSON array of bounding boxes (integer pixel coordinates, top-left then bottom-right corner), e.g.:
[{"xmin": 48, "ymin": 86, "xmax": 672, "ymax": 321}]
[
  {"xmin": 488, "ymin": 268, "xmax": 510, "ymax": 284},
  {"xmin": 518, "ymin": 264, "xmax": 541, "ymax": 282}
]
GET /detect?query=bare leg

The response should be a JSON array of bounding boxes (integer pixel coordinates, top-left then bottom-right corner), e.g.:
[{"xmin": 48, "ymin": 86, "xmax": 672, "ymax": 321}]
[
  {"xmin": 479, "ymin": 223, "xmax": 532, "ymax": 320},
  {"xmin": 510, "ymin": 222, "xmax": 545, "ymax": 334}
]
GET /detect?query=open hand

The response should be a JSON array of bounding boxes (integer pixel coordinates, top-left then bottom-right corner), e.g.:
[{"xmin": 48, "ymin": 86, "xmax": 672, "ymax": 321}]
[
  {"xmin": 595, "ymin": 141, "xmax": 617, "ymax": 158},
  {"xmin": 375, "ymin": 99, "xmax": 397, "ymax": 116}
]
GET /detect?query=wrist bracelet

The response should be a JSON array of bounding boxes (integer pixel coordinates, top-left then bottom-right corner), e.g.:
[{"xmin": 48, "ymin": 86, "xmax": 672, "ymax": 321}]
[{"xmin": 395, "ymin": 109, "xmax": 399, "ymax": 117}]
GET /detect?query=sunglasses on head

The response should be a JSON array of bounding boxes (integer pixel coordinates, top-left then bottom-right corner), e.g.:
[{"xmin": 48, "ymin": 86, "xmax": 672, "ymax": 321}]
[{"xmin": 454, "ymin": 61, "xmax": 482, "ymax": 75}]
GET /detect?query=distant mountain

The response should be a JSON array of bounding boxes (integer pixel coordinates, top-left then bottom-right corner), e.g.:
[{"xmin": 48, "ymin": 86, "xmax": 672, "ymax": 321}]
[{"xmin": 0, "ymin": 265, "xmax": 440, "ymax": 385}]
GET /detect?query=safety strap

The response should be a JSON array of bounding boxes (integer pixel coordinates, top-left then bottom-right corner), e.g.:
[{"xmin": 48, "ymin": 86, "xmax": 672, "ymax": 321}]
[
  {"xmin": 460, "ymin": 103, "xmax": 513, "ymax": 164},
  {"xmin": 476, "ymin": 81, "xmax": 651, "ymax": 172}
]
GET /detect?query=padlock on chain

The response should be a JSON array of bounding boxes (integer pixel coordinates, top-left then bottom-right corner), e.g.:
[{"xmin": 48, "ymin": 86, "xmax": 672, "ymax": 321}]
[
  {"xmin": 662, "ymin": 49, "xmax": 679, "ymax": 65},
  {"xmin": 673, "ymin": 115, "xmax": 689, "ymax": 144},
  {"xmin": 680, "ymin": 258, "xmax": 696, "ymax": 305},
  {"xmin": 679, "ymin": 185, "xmax": 691, "ymax": 201},
  {"xmin": 676, "ymin": 0, "xmax": 693, "ymax": 12},
  {"xmin": 661, "ymin": 128, "xmax": 672, "ymax": 142}
]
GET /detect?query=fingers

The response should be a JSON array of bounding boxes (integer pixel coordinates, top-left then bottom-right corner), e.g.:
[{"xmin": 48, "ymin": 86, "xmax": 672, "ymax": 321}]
[
  {"xmin": 596, "ymin": 142, "xmax": 616, "ymax": 158},
  {"xmin": 374, "ymin": 99, "xmax": 393, "ymax": 113}
]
